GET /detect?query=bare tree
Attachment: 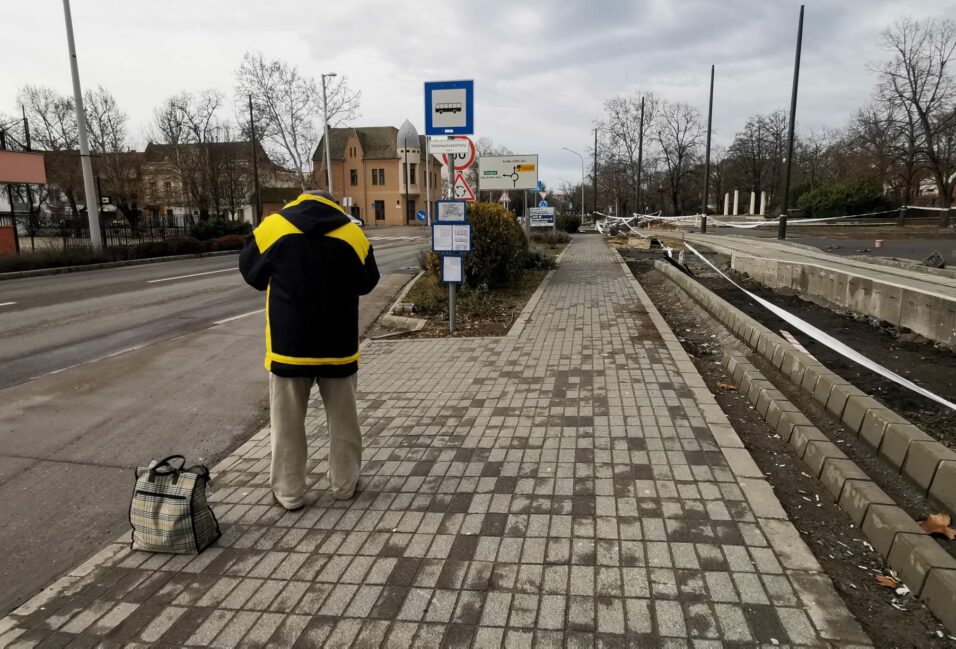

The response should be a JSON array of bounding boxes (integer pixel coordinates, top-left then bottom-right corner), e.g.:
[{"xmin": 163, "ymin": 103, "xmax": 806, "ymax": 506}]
[
  {"xmin": 726, "ymin": 110, "xmax": 789, "ymax": 213},
  {"xmin": 654, "ymin": 101, "xmax": 703, "ymax": 214},
  {"xmin": 83, "ymin": 86, "xmax": 143, "ymax": 227},
  {"xmin": 599, "ymin": 93, "xmax": 658, "ymax": 210},
  {"xmin": 849, "ymin": 101, "xmax": 922, "ymax": 204},
  {"xmin": 17, "ymin": 86, "xmax": 85, "ymax": 220},
  {"xmin": 152, "ymin": 91, "xmax": 228, "ymax": 219},
  {"xmin": 236, "ymin": 51, "xmax": 360, "ymax": 190},
  {"xmin": 877, "ymin": 16, "xmax": 956, "ymax": 205}
]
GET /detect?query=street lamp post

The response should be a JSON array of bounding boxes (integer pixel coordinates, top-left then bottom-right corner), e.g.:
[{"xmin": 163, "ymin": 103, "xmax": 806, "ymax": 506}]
[
  {"xmin": 561, "ymin": 147, "xmax": 585, "ymax": 225},
  {"xmin": 321, "ymin": 72, "xmax": 337, "ymax": 194},
  {"xmin": 62, "ymin": 0, "xmax": 102, "ymax": 251}
]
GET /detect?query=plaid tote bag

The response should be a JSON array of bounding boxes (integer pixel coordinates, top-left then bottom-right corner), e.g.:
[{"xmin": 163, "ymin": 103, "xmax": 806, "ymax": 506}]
[{"xmin": 129, "ymin": 455, "xmax": 221, "ymax": 554}]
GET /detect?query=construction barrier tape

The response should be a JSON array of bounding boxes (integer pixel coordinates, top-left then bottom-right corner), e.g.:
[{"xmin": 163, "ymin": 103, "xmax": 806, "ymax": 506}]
[{"xmin": 683, "ymin": 243, "xmax": 956, "ymax": 412}]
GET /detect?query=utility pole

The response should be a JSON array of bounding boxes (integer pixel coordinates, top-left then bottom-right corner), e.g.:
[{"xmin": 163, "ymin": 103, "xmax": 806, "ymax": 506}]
[
  {"xmin": 248, "ymin": 95, "xmax": 262, "ymax": 224},
  {"xmin": 636, "ymin": 97, "xmax": 644, "ymax": 213},
  {"xmin": 593, "ymin": 127, "xmax": 598, "ymax": 216},
  {"xmin": 321, "ymin": 72, "xmax": 337, "ymax": 194},
  {"xmin": 62, "ymin": 0, "xmax": 102, "ymax": 250},
  {"xmin": 779, "ymin": 4, "xmax": 804, "ymax": 241},
  {"xmin": 702, "ymin": 65, "xmax": 715, "ymax": 230},
  {"xmin": 23, "ymin": 107, "xmax": 36, "ymax": 249}
]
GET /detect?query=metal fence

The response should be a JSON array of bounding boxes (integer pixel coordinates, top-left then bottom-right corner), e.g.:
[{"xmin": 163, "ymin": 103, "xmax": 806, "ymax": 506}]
[{"xmin": 6, "ymin": 214, "xmax": 190, "ymax": 250}]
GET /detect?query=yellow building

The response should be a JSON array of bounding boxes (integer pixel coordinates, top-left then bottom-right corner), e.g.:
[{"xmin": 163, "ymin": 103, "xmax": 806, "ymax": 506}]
[{"xmin": 313, "ymin": 121, "xmax": 442, "ymax": 226}]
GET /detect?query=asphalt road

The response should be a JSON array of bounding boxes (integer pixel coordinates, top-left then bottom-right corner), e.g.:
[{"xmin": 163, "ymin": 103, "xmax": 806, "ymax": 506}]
[{"xmin": 0, "ymin": 231, "xmax": 426, "ymax": 615}]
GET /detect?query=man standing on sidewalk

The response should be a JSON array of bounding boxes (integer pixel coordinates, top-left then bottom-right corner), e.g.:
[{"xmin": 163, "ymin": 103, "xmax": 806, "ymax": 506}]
[{"xmin": 239, "ymin": 190, "xmax": 380, "ymax": 510}]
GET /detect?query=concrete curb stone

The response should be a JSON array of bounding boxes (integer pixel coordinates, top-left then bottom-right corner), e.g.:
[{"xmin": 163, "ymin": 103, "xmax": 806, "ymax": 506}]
[
  {"xmin": 861, "ymin": 505, "xmax": 925, "ymax": 559},
  {"xmin": 902, "ymin": 443, "xmax": 956, "ymax": 493},
  {"xmin": 922, "ymin": 569, "xmax": 956, "ymax": 633},
  {"xmin": 820, "ymin": 459, "xmax": 870, "ymax": 502},
  {"xmin": 887, "ymin": 533, "xmax": 956, "ymax": 596},
  {"xmin": 879, "ymin": 423, "xmax": 935, "ymax": 468},
  {"xmin": 929, "ymin": 461, "xmax": 956, "ymax": 513},
  {"xmin": 655, "ymin": 259, "xmax": 956, "ymax": 634},
  {"xmin": 838, "ymin": 480, "xmax": 896, "ymax": 526}
]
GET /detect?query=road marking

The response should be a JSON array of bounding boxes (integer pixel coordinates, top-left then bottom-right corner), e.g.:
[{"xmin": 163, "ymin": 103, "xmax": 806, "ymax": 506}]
[
  {"xmin": 214, "ymin": 309, "xmax": 264, "ymax": 325},
  {"xmin": 31, "ymin": 344, "xmax": 148, "ymax": 380},
  {"xmin": 147, "ymin": 268, "xmax": 237, "ymax": 283},
  {"xmin": 0, "ymin": 301, "xmax": 16, "ymax": 307}
]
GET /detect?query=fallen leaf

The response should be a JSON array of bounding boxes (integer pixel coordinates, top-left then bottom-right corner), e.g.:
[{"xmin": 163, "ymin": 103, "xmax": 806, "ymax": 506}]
[
  {"xmin": 716, "ymin": 383, "xmax": 737, "ymax": 392},
  {"xmin": 875, "ymin": 575, "xmax": 898, "ymax": 588},
  {"xmin": 919, "ymin": 513, "xmax": 956, "ymax": 540}
]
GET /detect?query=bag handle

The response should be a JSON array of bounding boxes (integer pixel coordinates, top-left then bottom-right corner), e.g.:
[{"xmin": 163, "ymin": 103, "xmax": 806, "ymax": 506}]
[{"xmin": 149, "ymin": 455, "xmax": 186, "ymax": 481}]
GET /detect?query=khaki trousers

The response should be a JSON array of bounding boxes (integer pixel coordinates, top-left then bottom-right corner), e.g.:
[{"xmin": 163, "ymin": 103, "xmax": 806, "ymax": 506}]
[{"xmin": 269, "ymin": 373, "xmax": 361, "ymax": 508}]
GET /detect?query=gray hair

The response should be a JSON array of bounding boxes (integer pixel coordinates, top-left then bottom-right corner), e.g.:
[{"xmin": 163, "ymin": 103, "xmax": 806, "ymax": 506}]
[{"xmin": 303, "ymin": 189, "xmax": 337, "ymax": 203}]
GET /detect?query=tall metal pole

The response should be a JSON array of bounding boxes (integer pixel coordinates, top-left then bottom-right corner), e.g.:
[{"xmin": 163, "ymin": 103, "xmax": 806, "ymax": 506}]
[
  {"xmin": 446, "ymin": 151, "xmax": 456, "ymax": 333},
  {"xmin": 23, "ymin": 108, "xmax": 36, "ymax": 250},
  {"xmin": 779, "ymin": 5, "xmax": 804, "ymax": 241},
  {"xmin": 425, "ymin": 136, "xmax": 431, "ymax": 225},
  {"xmin": 248, "ymin": 95, "xmax": 262, "ymax": 224},
  {"xmin": 636, "ymin": 97, "xmax": 644, "ymax": 213},
  {"xmin": 593, "ymin": 127, "xmax": 598, "ymax": 215},
  {"xmin": 62, "ymin": 0, "xmax": 102, "ymax": 250},
  {"xmin": 403, "ymin": 137, "xmax": 410, "ymax": 224},
  {"xmin": 321, "ymin": 73, "xmax": 336, "ymax": 194},
  {"xmin": 702, "ymin": 65, "xmax": 715, "ymax": 219}
]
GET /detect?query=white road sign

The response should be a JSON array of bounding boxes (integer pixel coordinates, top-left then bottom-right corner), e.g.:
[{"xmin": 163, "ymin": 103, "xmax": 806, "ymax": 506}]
[
  {"xmin": 429, "ymin": 139, "xmax": 470, "ymax": 156},
  {"xmin": 478, "ymin": 155, "xmax": 539, "ymax": 191}
]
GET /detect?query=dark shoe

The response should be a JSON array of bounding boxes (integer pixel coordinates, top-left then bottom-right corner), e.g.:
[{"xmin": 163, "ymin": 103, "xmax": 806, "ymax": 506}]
[{"xmin": 272, "ymin": 493, "xmax": 304, "ymax": 512}]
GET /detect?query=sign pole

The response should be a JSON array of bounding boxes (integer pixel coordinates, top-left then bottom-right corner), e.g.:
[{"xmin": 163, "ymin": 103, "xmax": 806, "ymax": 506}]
[
  {"xmin": 447, "ymin": 153, "xmax": 456, "ymax": 333},
  {"xmin": 425, "ymin": 136, "xmax": 431, "ymax": 226}
]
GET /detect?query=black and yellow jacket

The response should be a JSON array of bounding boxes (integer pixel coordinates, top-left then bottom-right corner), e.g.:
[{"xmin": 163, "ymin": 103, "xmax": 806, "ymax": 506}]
[{"xmin": 239, "ymin": 194, "xmax": 380, "ymax": 378}]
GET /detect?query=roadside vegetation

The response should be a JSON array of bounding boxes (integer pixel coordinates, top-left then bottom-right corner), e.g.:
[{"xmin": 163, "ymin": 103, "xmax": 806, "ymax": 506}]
[{"xmin": 405, "ymin": 201, "xmax": 566, "ymax": 336}]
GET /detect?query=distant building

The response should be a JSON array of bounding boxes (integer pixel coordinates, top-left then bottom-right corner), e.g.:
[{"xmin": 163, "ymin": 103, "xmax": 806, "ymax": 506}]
[
  {"xmin": 141, "ymin": 141, "xmax": 298, "ymax": 225},
  {"xmin": 313, "ymin": 121, "xmax": 443, "ymax": 226}
]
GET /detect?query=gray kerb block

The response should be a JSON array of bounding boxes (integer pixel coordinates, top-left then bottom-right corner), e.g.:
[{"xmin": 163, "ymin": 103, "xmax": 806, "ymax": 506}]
[
  {"xmin": 902, "ymin": 442, "xmax": 956, "ymax": 492},
  {"xmin": 804, "ymin": 441, "xmax": 849, "ymax": 479},
  {"xmin": 820, "ymin": 460, "xmax": 869, "ymax": 502},
  {"xmin": 929, "ymin": 461, "xmax": 956, "ymax": 516},
  {"xmin": 826, "ymin": 384, "xmax": 867, "ymax": 421},
  {"xmin": 887, "ymin": 533, "xmax": 956, "ymax": 597},
  {"xmin": 841, "ymin": 394, "xmax": 883, "ymax": 434},
  {"xmin": 922, "ymin": 569, "xmax": 956, "ymax": 635},
  {"xmin": 790, "ymin": 425, "xmax": 830, "ymax": 458},
  {"xmin": 861, "ymin": 504, "xmax": 924, "ymax": 559},
  {"xmin": 859, "ymin": 408, "xmax": 909, "ymax": 450},
  {"xmin": 838, "ymin": 479, "xmax": 896, "ymax": 526},
  {"xmin": 880, "ymin": 423, "xmax": 935, "ymax": 470}
]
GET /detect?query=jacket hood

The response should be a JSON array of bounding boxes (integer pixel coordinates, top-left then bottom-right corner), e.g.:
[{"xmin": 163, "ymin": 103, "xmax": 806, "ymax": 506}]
[{"xmin": 279, "ymin": 194, "xmax": 351, "ymax": 235}]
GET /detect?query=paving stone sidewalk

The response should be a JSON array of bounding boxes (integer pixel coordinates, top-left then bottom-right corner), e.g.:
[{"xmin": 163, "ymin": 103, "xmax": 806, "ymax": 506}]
[{"xmin": 0, "ymin": 236, "xmax": 871, "ymax": 648}]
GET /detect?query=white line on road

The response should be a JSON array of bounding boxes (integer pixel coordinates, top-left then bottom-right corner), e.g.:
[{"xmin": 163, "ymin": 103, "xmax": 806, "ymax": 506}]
[
  {"xmin": 147, "ymin": 268, "xmax": 237, "ymax": 283},
  {"xmin": 214, "ymin": 309, "xmax": 264, "ymax": 325},
  {"xmin": 31, "ymin": 343, "xmax": 148, "ymax": 380},
  {"xmin": 0, "ymin": 301, "xmax": 16, "ymax": 307}
]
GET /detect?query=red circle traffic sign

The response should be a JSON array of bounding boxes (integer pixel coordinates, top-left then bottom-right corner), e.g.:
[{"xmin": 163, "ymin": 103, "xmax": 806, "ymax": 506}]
[{"xmin": 441, "ymin": 135, "xmax": 476, "ymax": 171}]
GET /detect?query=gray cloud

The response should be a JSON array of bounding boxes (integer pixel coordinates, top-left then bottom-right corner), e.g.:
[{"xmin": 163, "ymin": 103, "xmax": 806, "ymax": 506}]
[{"xmin": 4, "ymin": 0, "xmax": 953, "ymax": 188}]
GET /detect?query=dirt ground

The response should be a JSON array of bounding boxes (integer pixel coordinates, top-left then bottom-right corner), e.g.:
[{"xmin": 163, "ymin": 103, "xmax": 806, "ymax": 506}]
[
  {"xmin": 686, "ymin": 255, "xmax": 955, "ymax": 450},
  {"xmin": 625, "ymin": 254, "xmax": 954, "ymax": 647}
]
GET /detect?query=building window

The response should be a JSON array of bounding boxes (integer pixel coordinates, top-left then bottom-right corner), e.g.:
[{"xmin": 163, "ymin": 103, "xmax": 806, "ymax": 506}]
[
  {"xmin": 372, "ymin": 168, "xmax": 385, "ymax": 185},
  {"xmin": 163, "ymin": 181, "xmax": 171, "ymax": 193},
  {"xmin": 350, "ymin": 169, "xmax": 358, "ymax": 186},
  {"xmin": 409, "ymin": 164, "xmax": 417, "ymax": 186},
  {"xmin": 374, "ymin": 200, "xmax": 385, "ymax": 220}
]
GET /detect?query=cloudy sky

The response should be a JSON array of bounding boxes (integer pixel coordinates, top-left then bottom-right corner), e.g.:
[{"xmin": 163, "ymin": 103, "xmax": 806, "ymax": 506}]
[{"xmin": 4, "ymin": 0, "xmax": 953, "ymax": 188}]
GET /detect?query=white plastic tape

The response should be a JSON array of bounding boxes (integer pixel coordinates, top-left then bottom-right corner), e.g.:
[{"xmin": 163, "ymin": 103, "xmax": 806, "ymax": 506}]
[{"xmin": 684, "ymin": 243, "xmax": 956, "ymax": 412}]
